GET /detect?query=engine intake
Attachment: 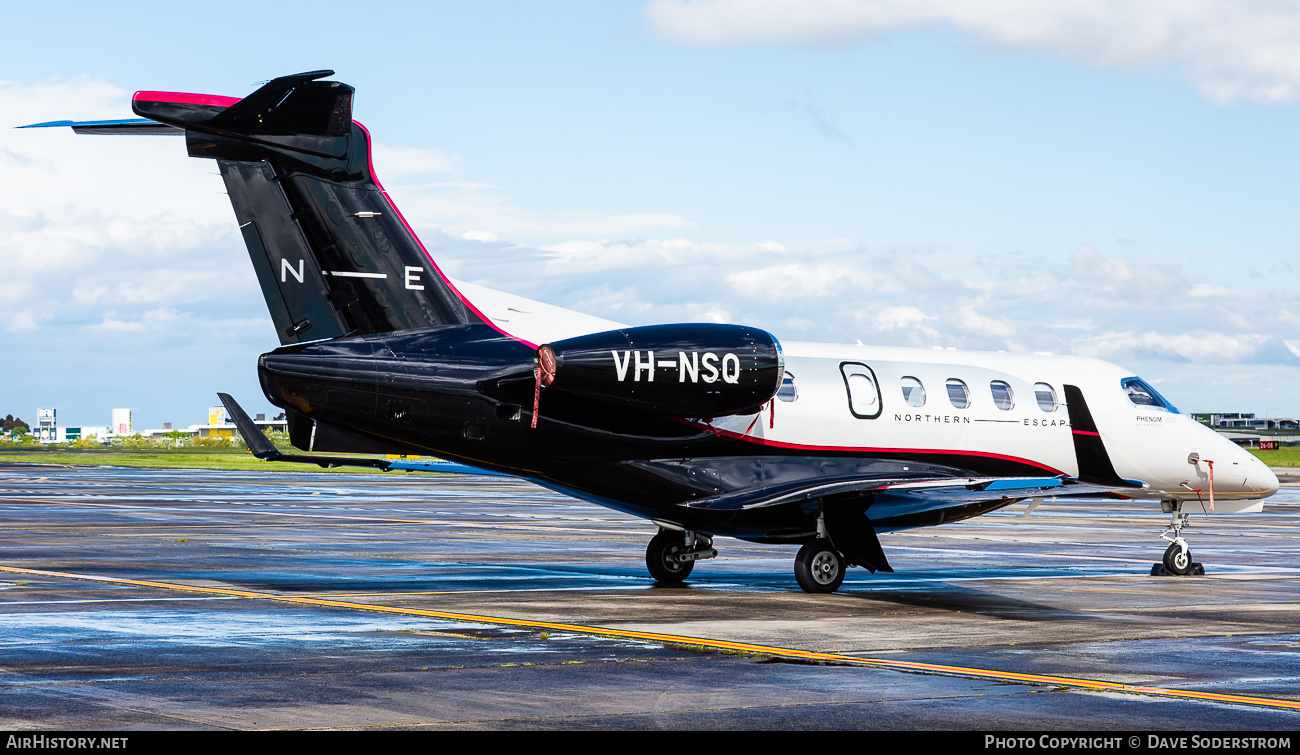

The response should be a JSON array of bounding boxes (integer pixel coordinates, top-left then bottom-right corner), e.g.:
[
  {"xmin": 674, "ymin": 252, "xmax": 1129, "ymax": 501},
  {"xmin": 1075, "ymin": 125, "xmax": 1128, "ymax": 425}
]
[{"xmin": 539, "ymin": 323, "xmax": 783, "ymax": 417}]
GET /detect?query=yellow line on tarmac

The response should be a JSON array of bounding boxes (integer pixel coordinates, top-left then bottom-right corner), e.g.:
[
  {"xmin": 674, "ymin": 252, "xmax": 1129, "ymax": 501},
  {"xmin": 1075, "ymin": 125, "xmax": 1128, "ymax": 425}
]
[{"xmin": 3, "ymin": 564, "xmax": 1299, "ymax": 712}]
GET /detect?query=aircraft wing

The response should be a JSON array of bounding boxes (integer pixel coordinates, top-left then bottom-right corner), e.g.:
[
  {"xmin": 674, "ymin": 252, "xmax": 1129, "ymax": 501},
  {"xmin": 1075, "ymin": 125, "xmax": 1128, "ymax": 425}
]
[
  {"xmin": 680, "ymin": 474, "xmax": 1133, "ymax": 512},
  {"xmin": 677, "ymin": 472, "xmax": 1143, "ymax": 575}
]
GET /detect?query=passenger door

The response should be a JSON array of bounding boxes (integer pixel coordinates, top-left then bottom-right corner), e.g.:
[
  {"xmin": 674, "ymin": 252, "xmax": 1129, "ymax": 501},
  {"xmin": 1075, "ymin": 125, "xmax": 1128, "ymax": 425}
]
[{"xmin": 840, "ymin": 362, "xmax": 882, "ymax": 419}]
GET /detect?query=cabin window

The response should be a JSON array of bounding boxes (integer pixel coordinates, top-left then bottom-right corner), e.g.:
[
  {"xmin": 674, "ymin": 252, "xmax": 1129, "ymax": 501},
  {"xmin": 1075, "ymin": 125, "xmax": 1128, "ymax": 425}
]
[
  {"xmin": 946, "ymin": 376, "xmax": 967, "ymax": 405},
  {"xmin": 990, "ymin": 380, "xmax": 1015, "ymax": 411},
  {"xmin": 777, "ymin": 373, "xmax": 799, "ymax": 402},
  {"xmin": 900, "ymin": 376, "xmax": 925, "ymax": 407},
  {"xmin": 945, "ymin": 378, "xmax": 970, "ymax": 409},
  {"xmin": 1121, "ymin": 377, "xmax": 1179, "ymax": 413},
  {"xmin": 1034, "ymin": 383, "xmax": 1058, "ymax": 412},
  {"xmin": 840, "ymin": 362, "xmax": 882, "ymax": 419}
]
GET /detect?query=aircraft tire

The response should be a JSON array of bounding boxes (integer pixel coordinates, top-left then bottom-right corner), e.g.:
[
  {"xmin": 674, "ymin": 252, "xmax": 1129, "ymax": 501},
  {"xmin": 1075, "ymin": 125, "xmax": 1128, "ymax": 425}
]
[
  {"xmin": 794, "ymin": 540, "xmax": 845, "ymax": 593},
  {"xmin": 1162, "ymin": 541, "xmax": 1193, "ymax": 575},
  {"xmin": 646, "ymin": 531, "xmax": 694, "ymax": 583}
]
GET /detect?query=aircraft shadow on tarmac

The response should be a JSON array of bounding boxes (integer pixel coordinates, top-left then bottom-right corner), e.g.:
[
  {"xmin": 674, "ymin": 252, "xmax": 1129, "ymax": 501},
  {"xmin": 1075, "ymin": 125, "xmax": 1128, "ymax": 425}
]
[{"xmin": 835, "ymin": 584, "xmax": 1087, "ymax": 621}]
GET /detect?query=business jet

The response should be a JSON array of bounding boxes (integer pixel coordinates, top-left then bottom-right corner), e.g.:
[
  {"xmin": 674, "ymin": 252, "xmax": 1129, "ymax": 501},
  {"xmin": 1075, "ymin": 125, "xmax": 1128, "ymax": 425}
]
[{"xmin": 25, "ymin": 71, "xmax": 1279, "ymax": 592}]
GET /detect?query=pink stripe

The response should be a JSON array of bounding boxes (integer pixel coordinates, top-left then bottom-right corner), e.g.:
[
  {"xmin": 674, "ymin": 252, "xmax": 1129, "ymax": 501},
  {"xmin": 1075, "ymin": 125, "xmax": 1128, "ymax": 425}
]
[
  {"xmin": 686, "ymin": 420, "xmax": 1065, "ymax": 475},
  {"xmin": 133, "ymin": 90, "xmax": 241, "ymax": 108},
  {"xmin": 356, "ymin": 122, "xmax": 535, "ymax": 349},
  {"xmin": 1072, "ymin": 430, "xmax": 1100, "ymax": 437}
]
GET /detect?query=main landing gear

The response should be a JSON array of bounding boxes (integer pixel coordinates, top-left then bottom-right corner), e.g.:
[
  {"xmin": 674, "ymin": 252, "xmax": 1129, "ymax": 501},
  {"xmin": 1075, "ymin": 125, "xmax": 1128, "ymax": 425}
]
[
  {"xmin": 1151, "ymin": 500, "xmax": 1206, "ymax": 576},
  {"xmin": 794, "ymin": 539, "xmax": 846, "ymax": 593},
  {"xmin": 645, "ymin": 528, "xmax": 717, "ymax": 584},
  {"xmin": 641, "ymin": 524, "xmax": 856, "ymax": 593}
]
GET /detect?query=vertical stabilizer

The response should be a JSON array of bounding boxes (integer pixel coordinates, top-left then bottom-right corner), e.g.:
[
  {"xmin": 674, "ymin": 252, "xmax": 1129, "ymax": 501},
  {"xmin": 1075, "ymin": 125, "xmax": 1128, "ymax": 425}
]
[{"xmin": 132, "ymin": 71, "xmax": 486, "ymax": 344}]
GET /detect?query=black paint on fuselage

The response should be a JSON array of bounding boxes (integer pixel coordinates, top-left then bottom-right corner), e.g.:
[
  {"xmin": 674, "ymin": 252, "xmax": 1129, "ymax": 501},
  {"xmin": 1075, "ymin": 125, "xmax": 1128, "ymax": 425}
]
[{"xmin": 257, "ymin": 325, "xmax": 1045, "ymax": 539}]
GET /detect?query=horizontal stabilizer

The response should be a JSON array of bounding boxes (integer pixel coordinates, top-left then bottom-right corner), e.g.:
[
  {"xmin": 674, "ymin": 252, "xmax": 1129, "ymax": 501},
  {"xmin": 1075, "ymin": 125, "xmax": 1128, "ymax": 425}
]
[
  {"xmin": 218, "ymin": 393, "xmax": 501, "ymax": 475},
  {"xmin": 18, "ymin": 118, "xmax": 182, "ymax": 135},
  {"xmin": 207, "ymin": 70, "xmax": 350, "ymax": 136},
  {"xmin": 217, "ymin": 392, "xmax": 280, "ymax": 459}
]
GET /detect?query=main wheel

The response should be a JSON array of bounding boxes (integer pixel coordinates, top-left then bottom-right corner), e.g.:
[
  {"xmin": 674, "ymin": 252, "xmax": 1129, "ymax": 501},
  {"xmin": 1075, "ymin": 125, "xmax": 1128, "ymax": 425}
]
[
  {"xmin": 646, "ymin": 531, "xmax": 694, "ymax": 583},
  {"xmin": 1163, "ymin": 541, "xmax": 1193, "ymax": 575},
  {"xmin": 794, "ymin": 540, "xmax": 845, "ymax": 593}
]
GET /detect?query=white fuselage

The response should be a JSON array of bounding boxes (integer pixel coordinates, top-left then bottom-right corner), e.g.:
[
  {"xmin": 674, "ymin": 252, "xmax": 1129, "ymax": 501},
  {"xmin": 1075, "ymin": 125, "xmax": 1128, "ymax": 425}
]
[{"xmin": 711, "ymin": 342, "xmax": 1278, "ymax": 506}]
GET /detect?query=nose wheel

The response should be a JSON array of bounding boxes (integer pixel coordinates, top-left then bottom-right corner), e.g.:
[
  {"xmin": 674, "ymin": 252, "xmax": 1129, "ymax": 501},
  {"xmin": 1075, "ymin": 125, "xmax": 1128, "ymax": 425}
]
[
  {"xmin": 1152, "ymin": 503, "xmax": 1206, "ymax": 576},
  {"xmin": 1161, "ymin": 540, "xmax": 1194, "ymax": 575}
]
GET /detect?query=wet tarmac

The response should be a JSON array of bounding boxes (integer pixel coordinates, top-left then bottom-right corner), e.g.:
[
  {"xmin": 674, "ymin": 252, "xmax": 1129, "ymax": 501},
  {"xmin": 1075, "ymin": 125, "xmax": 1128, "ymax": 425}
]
[{"xmin": 1, "ymin": 462, "xmax": 1299, "ymax": 730}]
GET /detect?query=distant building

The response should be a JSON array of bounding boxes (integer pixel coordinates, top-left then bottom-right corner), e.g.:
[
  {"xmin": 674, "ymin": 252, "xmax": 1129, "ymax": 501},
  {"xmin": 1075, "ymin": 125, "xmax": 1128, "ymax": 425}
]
[
  {"xmin": 36, "ymin": 408, "xmax": 56, "ymax": 443},
  {"xmin": 65, "ymin": 425, "xmax": 109, "ymax": 443},
  {"xmin": 1195, "ymin": 412, "xmax": 1300, "ymax": 447},
  {"xmin": 111, "ymin": 408, "xmax": 133, "ymax": 436},
  {"xmin": 1194, "ymin": 412, "xmax": 1299, "ymax": 431},
  {"xmin": 138, "ymin": 405, "xmax": 285, "ymax": 441},
  {"xmin": 192, "ymin": 416, "xmax": 286, "ymax": 439}
]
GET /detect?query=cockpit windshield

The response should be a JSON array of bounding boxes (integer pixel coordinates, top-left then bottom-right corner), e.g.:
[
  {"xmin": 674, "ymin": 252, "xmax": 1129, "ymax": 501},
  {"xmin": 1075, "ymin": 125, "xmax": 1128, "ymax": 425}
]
[{"xmin": 1121, "ymin": 377, "xmax": 1179, "ymax": 413}]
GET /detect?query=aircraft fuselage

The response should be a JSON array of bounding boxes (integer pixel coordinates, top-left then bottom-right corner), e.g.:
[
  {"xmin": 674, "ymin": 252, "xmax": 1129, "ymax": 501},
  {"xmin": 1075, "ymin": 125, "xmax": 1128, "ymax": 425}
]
[{"xmin": 257, "ymin": 325, "xmax": 1277, "ymax": 541}]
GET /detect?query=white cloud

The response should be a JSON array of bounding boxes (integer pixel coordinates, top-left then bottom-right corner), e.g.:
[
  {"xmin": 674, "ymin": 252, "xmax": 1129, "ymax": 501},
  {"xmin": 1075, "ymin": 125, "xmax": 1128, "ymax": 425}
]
[
  {"xmin": 437, "ymin": 232, "xmax": 1300, "ymax": 378},
  {"xmin": 727, "ymin": 261, "xmax": 875, "ymax": 298},
  {"xmin": 0, "ymin": 79, "xmax": 250, "ymax": 344},
  {"xmin": 370, "ymin": 144, "xmax": 462, "ymax": 178},
  {"xmin": 1079, "ymin": 330, "xmax": 1272, "ymax": 363},
  {"xmin": 873, "ymin": 305, "xmax": 930, "ymax": 330},
  {"xmin": 1070, "ymin": 243, "xmax": 1186, "ymax": 296},
  {"xmin": 644, "ymin": 0, "xmax": 1300, "ymax": 104},
  {"xmin": 94, "ymin": 308, "xmax": 182, "ymax": 333},
  {"xmin": 382, "ymin": 182, "xmax": 695, "ymax": 242},
  {"xmin": 540, "ymin": 238, "xmax": 784, "ymax": 269},
  {"xmin": 5, "ymin": 310, "xmax": 42, "ymax": 333}
]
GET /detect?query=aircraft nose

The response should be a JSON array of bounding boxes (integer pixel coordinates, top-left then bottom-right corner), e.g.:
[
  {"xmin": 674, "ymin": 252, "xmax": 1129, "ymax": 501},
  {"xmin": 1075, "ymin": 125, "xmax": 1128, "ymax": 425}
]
[
  {"xmin": 1250, "ymin": 454, "xmax": 1280, "ymax": 499},
  {"xmin": 1226, "ymin": 439, "xmax": 1279, "ymax": 498},
  {"xmin": 1199, "ymin": 429, "xmax": 1278, "ymax": 498}
]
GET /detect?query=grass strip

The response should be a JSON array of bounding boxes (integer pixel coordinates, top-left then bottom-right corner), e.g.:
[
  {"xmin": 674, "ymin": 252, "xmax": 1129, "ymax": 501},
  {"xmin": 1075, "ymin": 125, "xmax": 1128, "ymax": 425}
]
[{"xmin": 0, "ymin": 450, "xmax": 434, "ymax": 474}]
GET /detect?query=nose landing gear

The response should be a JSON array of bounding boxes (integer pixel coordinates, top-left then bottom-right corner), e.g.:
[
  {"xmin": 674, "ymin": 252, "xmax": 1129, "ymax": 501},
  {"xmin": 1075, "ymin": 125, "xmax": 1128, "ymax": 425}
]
[{"xmin": 1152, "ymin": 501, "xmax": 1206, "ymax": 576}]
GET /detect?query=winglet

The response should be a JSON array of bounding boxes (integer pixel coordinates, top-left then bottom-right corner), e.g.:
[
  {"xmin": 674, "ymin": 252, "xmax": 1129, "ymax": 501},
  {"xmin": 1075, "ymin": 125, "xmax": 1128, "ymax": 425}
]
[
  {"xmin": 1062, "ymin": 384, "xmax": 1142, "ymax": 488},
  {"xmin": 217, "ymin": 393, "xmax": 282, "ymax": 460}
]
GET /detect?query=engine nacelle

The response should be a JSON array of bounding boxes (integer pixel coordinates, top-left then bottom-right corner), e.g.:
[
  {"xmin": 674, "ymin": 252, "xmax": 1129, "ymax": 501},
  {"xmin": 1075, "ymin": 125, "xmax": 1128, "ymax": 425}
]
[{"xmin": 538, "ymin": 323, "xmax": 784, "ymax": 417}]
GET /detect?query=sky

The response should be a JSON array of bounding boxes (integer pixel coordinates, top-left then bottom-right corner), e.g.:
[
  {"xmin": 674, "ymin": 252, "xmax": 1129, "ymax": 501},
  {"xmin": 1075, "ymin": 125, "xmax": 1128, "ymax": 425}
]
[{"xmin": 2, "ymin": 0, "xmax": 1300, "ymax": 429}]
